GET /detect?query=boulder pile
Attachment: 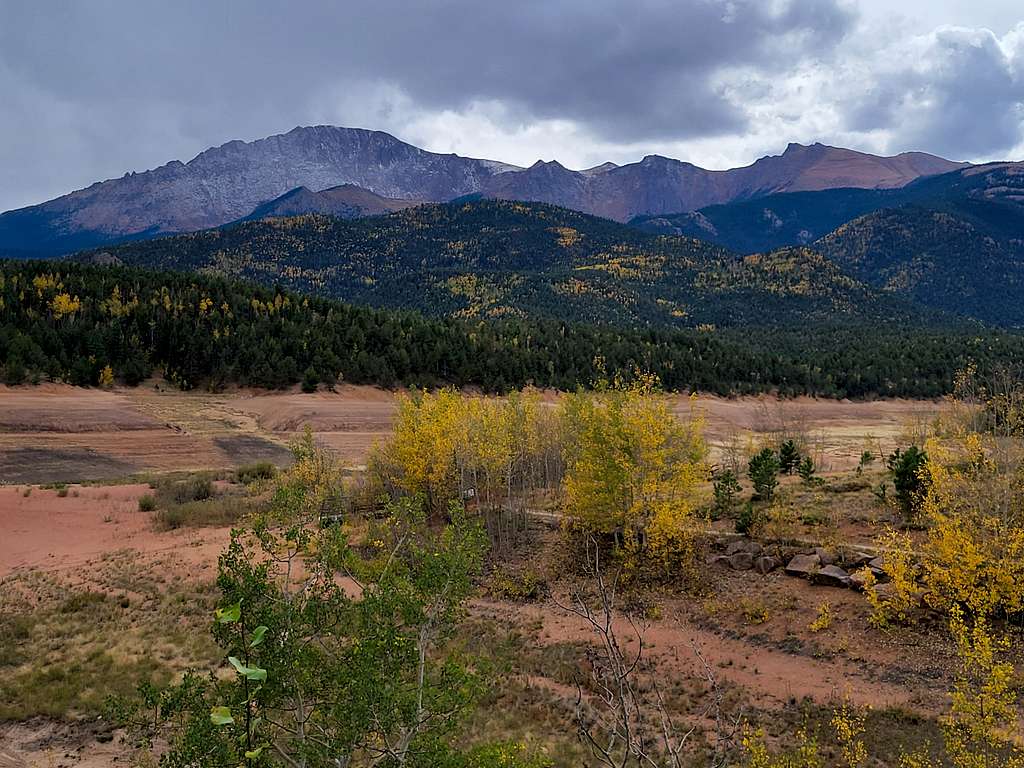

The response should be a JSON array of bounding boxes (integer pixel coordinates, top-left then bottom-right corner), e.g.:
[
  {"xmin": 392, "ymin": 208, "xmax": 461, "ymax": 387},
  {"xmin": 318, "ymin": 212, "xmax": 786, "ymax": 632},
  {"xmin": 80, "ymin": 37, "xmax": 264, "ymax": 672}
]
[{"xmin": 709, "ymin": 539, "xmax": 890, "ymax": 591}]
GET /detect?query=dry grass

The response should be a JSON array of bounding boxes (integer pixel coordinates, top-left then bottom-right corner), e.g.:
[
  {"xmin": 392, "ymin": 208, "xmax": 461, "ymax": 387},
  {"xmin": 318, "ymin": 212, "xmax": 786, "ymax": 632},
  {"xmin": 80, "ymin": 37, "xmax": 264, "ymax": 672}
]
[{"xmin": 0, "ymin": 553, "xmax": 220, "ymax": 721}]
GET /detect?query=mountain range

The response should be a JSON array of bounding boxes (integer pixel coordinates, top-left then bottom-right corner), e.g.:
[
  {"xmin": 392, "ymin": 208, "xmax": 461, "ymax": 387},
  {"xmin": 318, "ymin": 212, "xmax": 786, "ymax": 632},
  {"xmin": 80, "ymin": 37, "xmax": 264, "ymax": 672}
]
[
  {"xmin": 0, "ymin": 125, "xmax": 966, "ymax": 257},
  {"xmin": 76, "ymin": 199, "xmax": 940, "ymax": 330},
  {"xmin": 630, "ymin": 161, "xmax": 1024, "ymax": 326}
]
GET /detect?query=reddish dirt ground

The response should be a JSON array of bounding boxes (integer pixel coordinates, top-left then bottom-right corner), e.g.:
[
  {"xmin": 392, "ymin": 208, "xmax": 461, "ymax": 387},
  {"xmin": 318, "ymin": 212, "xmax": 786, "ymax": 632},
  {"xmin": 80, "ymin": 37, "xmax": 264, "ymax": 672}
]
[
  {"xmin": 0, "ymin": 484, "xmax": 228, "ymax": 581},
  {"xmin": 0, "ymin": 384, "xmax": 948, "ymax": 766}
]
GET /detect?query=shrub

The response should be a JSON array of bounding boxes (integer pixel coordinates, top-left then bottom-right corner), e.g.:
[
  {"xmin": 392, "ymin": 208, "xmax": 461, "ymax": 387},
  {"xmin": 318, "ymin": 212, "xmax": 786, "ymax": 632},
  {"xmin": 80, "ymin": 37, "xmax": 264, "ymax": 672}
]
[
  {"xmin": 738, "ymin": 598, "xmax": 770, "ymax": 625},
  {"xmin": 301, "ymin": 366, "xmax": 319, "ymax": 393},
  {"xmin": 235, "ymin": 461, "xmax": 276, "ymax": 484},
  {"xmin": 856, "ymin": 450, "xmax": 875, "ymax": 475},
  {"xmin": 887, "ymin": 446, "xmax": 929, "ymax": 519},
  {"xmin": 748, "ymin": 448, "xmax": 780, "ymax": 500},
  {"xmin": 779, "ymin": 439, "xmax": 801, "ymax": 475},
  {"xmin": 712, "ymin": 468, "xmax": 742, "ymax": 517},
  {"xmin": 154, "ymin": 496, "xmax": 254, "ymax": 531},
  {"xmin": 487, "ymin": 568, "xmax": 547, "ymax": 602},
  {"xmin": 797, "ymin": 456, "xmax": 823, "ymax": 486},
  {"xmin": 59, "ymin": 590, "xmax": 107, "ymax": 614},
  {"xmin": 809, "ymin": 602, "xmax": 833, "ymax": 632},
  {"xmin": 735, "ymin": 500, "xmax": 763, "ymax": 535},
  {"xmin": 138, "ymin": 494, "xmax": 157, "ymax": 512},
  {"xmin": 170, "ymin": 476, "xmax": 213, "ymax": 504}
]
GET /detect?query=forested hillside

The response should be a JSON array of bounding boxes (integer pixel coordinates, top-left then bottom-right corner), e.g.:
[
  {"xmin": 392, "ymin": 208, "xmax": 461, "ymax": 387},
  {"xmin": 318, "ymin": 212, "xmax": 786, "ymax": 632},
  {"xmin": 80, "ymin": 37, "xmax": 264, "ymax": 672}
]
[
  {"xmin": 817, "ymin": 205, "xmax": 1024, "ymax": 326},
  {"xmin": 80, "ymin": 200, "xmax": 930, "ymax": 329},
  {"xmin": 630, "ymin": 187, "xmax": 903, "ymax": 251},
  {"xmin": 3, "ymin": 259, "xmax": 1023, "ymax": 398}
]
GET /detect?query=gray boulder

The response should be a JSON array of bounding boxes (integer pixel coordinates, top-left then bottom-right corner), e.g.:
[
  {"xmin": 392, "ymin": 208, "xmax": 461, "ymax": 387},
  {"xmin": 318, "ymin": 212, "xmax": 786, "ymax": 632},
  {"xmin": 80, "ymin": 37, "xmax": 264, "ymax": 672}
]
[
  {"xmin": 814, "ymin": 547, "xmax": 837, "ymax": 566},
  {"xmin": 726, "ymin": 539, "xmax": 763, "ymax": 557},
  {"xmin": 785, "ymin": 553, "xmax": 821, "ymax": 577},
  {"xmin": 810, "ymin": 564, "xmax": 852, "ymax": 588},
  {"xmin": 728, "ymin": 552, "xmax": 755, "ymax": 571}
]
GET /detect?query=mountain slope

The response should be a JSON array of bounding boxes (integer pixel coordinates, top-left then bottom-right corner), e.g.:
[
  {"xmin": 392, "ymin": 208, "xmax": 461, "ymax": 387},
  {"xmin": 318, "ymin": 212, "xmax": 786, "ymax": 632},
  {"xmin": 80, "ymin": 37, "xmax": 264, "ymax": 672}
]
[
  {"xmin": 0, "ymin": 127, "xmax": 963, "ymax": 256},
  {"xmin": 631, "ymin": 187, "xmax": 902, "ymax": 251},
  {"xmin": 817, "ymin": 204, "xmax": 1024, "ymax": 327},
  {"xmin": 633, "ymin": 161, "xmax": 1023, "ymax": 254},
  {"xmin": 6, "ymin": 258, "xmax": 1017, "ymax": 398},
  {"xmin": 242, "ymin": 184, "xmax": 418, "ymax": 221},
  {"xmin": 78, "ymin": 200, "xmax": 934, "ymax": 330},
  {"xmin": 0, "ymin": 126, "xmax": 519, "ymax": 256}
]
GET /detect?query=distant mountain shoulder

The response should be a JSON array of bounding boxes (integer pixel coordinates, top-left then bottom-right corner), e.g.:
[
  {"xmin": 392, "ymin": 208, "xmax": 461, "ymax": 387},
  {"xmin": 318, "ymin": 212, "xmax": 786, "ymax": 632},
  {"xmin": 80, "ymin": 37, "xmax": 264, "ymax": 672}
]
[
  {"xmin": 78, "ymin": 199, "xmax": 935, "ymax": 331},
  {"xmin": 242, "ymin": 184, "xmax": 418, "ymax": 221}
]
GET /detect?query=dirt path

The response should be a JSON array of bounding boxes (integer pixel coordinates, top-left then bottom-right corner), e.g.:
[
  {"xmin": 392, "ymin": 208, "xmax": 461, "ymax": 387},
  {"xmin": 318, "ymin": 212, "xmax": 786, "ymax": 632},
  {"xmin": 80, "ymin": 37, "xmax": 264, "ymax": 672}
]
[{"xmin": 473, "ymin": 597, "xmax": 939, "ymax": 714}]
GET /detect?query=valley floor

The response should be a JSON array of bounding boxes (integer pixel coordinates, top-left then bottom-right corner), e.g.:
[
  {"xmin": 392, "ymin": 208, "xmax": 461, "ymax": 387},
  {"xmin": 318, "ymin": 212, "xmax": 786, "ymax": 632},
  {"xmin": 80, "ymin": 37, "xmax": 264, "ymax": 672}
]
[
  {"xmin": 0, "ymin": 382, "xmax": 940, "ymax": 482},
  {"xmin": 0, "ymin": 382, "xmax": 951, "ymax": 766}
]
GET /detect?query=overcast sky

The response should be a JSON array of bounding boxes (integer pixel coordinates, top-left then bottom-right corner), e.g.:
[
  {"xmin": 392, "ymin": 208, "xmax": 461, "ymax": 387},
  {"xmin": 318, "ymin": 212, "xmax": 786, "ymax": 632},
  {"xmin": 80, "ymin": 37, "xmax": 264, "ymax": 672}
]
[{"xmin": 1, "ymin": 0, "xmax": 1023, "ymax": 211}]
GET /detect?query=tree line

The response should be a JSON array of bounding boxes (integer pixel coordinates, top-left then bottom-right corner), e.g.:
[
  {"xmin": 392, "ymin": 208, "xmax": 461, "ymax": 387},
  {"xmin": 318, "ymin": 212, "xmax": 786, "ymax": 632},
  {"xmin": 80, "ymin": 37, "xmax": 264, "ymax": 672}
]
[{"xmin": 4, "ymin": 259, "xmax": 1024, "ymax": 397}]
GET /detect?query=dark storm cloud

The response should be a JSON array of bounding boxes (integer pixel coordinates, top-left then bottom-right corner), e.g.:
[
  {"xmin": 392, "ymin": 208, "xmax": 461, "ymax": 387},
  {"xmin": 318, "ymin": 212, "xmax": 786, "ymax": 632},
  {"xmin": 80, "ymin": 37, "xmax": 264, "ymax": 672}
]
[
  {"xmin": 2, "ymin": 0, "xmax": 1024, "ymax": 213},
  {"xmin": 0, "ymin": 0, "xmax": 855, "ymax": 210}
]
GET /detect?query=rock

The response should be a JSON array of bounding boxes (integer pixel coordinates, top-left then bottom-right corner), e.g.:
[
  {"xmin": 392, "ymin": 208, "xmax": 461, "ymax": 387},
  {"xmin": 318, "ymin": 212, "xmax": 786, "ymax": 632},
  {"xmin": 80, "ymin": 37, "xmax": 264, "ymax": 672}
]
[
  {"xmin": 706, "ymin": 554, "xmax": 731, "ymax": 568},
  {"xmin": 810, "ymin": 564, "xmax": 852, "ymax": 588},
  {"xmin": 870, "ymin": 567, "xmax": 890, "ymax": 583},
  {"xmin": 754, "ymin": 556, "xmax": 779, "ymax": 574},
  {"xmin": 868, "ymin": 556, "xmax": 886, "ymax": 571},
  {"xmin": 726, "ymin": 539, "xmax": 763, "ymax": 556},
  {"xmin": 814, "ymin": 547, "xmax": 837, "ymax": 566},
  {"xmin": 849, "ymin": 569, "xmax": 872, "ymax": 591},
  {"xmin": 728, "ymin": 552, "xmax": 755, "ymax": 571},
  {"xmin": 870, "ymin": 582, "xmax": 896, "ymax": 601},
  {"xmin": 785, "ymin": 553, "xmax": 821, "ymax": 577},
  {"xmin": 845, "ymin": 551, "xmax": 874, "ymax": 568}
]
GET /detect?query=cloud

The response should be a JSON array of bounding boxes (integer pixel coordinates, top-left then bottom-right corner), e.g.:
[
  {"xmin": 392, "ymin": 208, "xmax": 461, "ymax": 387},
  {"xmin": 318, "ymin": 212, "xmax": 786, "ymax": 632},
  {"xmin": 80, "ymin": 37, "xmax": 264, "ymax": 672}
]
[
  {"xmin": 840, "ymin": 24, "xmax": 1024, "ymax": 159},
  {"xmin": 0, "ymin": 0, "xmax": 855, "ymax": 209},
  {"xmin": 1, "ymin": 0, "xmax": 1023, "ymax": 212}
]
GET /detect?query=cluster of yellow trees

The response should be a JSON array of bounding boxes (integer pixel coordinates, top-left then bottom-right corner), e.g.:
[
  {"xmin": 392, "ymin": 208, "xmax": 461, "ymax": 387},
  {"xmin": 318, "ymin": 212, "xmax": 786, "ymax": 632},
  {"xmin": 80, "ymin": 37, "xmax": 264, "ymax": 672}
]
[
  {"xmin": 856, "ymin": 368, "xmax": 1024, "ymax": 767},
  {"xmin": 369, "ymin": 375, "xmax": 708, "ymax": 565}
]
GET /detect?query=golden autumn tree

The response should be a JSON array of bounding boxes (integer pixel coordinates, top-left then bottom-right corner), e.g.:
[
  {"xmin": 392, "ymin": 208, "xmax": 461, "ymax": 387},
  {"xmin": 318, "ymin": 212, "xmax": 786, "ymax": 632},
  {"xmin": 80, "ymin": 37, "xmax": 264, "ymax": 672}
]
[
  {"xmin": 861, "ymin": 366, "xmax": 1024, "ymax": 767},
  {"xmin": 370, "ymin": 387, "xmax": 563, "ymax": 531},
  {"xmin": 560, "ymin": 372, "xmax": 707, "ymax": 565},
  {"xmin": 377, "ymin": 388, "xmax": 462, "ymax": 513}
]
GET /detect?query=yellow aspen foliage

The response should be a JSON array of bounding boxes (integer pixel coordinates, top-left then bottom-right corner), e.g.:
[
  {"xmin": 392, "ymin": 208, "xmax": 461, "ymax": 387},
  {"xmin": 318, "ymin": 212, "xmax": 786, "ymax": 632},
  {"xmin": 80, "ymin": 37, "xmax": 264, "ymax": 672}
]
[
  {"xmin": 896, "ymin": 608, "xmax": 1024, "ymax": 768},
  {"xmin": 371, "ymin": 388, "xmax": 561, "ymax": 519},
  {"xmin": 914, "ymin": 430, "xmax": 1024, "ymax": 621},
  {"xmin": 98, "ymin": 365, "xmax": 114, "ymax": 388},
  {"xmin": 268, "ymin": 427, "xmax": 343, "ymax": 527},
  {"xmin": 808, "ymin": 602, "xmax": 833, "ymax": 633},
  {"xmin": 863, "ymin": 528, "xmax": 920, "ymax": 628},
  {"xmin": 742, "ymin": 726, "xmax": 823, "ymax": 768},
  {"xmin": 561, "ymin": 373, "xmax": 707, "ymax": 565},
  {"xmin": 379, "ymin": 388, "xmax": 463, "ymax": 511},
  {"xmin": 32, "ymin": 273, "xmax": 59, "ymax": 295},
  {"xmin": 831, "ymin": 702, "xmax": 868, "ymax": 768},
  {"xmin": 49, "ymin": 292, "xmax": 81, "ymax": 319}
]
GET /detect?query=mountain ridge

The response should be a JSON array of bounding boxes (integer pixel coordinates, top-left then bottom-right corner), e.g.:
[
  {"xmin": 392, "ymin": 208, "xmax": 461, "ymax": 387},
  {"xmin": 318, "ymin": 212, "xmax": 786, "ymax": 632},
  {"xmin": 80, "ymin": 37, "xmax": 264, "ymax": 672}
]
[
  {"xmin": 0, "ymin": 125, "xmax": 967, "ymax": 256},
  {"xmin": 75, "ymin": 199, "xmax": 943, "ymax": 331}
]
